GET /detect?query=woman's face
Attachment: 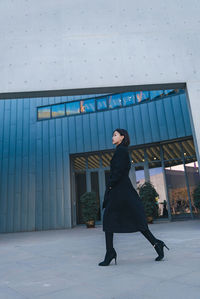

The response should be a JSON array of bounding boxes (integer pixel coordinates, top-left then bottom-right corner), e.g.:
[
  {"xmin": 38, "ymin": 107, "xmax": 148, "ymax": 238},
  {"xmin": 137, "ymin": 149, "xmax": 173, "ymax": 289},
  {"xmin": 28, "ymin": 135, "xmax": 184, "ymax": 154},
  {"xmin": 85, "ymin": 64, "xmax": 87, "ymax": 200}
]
[{"xmin": 112, "ymin": 131, "xmax": 124, "ymax": 145}]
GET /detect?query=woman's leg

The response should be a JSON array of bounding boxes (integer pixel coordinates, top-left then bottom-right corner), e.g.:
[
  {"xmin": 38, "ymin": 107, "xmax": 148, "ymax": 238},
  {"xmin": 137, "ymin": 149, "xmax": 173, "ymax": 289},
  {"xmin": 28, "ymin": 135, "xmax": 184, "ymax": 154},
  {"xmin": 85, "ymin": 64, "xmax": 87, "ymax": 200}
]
[
  {"xmin": 141, "ymin": 228, "xmax": 169, "ymax": 261},
  {"xmin": 105, "ymin": 231, "xmax": 114, "ymax": 252},
  {"xmin": 98, "ymin": 232, "xmax": 117, "ymax": 266},
  {"xmin": 141, "ymin": 228, "xmax": 157, "ymax": 246}
]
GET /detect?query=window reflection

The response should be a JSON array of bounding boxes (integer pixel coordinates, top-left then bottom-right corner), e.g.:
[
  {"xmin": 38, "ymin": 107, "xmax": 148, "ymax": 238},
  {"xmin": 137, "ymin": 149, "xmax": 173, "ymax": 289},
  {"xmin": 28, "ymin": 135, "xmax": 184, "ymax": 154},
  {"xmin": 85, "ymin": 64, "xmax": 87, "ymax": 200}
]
[
  {"xmin": 97, "ymin": 98, "xmax": 107, "ymax": 111},
  {"xmin": 136, "ymin": 91, "xmax": 149, "ymax": 103},
  {"xmin": 66, "ymin": 101, "xmax": 80, "ymax": 115},
  {"xmin": 165, "ymin": 162, "xmax": 191, "ymax": 217},
  {"xmin": 37, "ymin": 89, "xmax": 185, "ymax": 121},
  {"xmin": 52, "ymin": 104, "xmax": 65, "ymax": 118},
  {"xmin": 164, "ymin": 89, "xmax": 174, "ymax": 95},
  {"xmin": 122, "ymin": 92, "xmax": 136, "ymax": 106},
  {"xmin": 108, "ymin": 94, "xmax": 122, "ymax": 109},
  {"xmin": 80, "ymin": 99, "xmax": 95, "ymax": 113},
  {"xmin": 150, "ymin": 90, "xmax": 164, "ymax": 100},
  {"xmin": 38, "ymin": 106, "xmax": 51, "ymax": 120}
]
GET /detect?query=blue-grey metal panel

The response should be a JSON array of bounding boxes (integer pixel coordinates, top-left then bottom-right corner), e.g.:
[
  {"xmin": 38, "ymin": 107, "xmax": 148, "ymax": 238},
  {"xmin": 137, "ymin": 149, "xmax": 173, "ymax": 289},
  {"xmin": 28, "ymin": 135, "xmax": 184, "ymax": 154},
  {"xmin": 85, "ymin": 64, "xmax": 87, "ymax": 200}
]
[
  {"xmin": 180, "ymin": 93, "xmax": 192, "ymax": 136},
  {"xmin": 132, "ymin": 105, "xmax": 144, "ymax": 145},
  {"xmin": 82, "ymin": 114, "xmax": 91, "ymax": 152},
  {"xmin": 7, "ymin": 100, "xmax": 17, "ymax": 232},
  {"xmin": 68, "ymin": 116, "xmax": 77, "ymax": 153},
  {"xmin": 97, "ymin": 112, "xmax": 106, "ymax": 150},
  {"xmin": 118, "ymin": 108, "xmax": 127, "ymax": 131},
  {"xmin": 49, "ymin": 118, "xmax": 56, "ymax": 229},
  {"xmin": 125, "ymin": 106, "xmax": 137, "ymax": 145},
  {"xmin": 147, "ymin": 101, "xmax": 160, "ymax": 142},
  {"xmin": 28, "ymin": 99, "xmax": 36, "ymax": 231},
  {"xmin": 163, "ymin": 97, "xmax": 177, "ymax": 139},
  {"xmin": 103, "ymin": 110, "xmax": 113, "ymax": 148},
  {"xmin": 0, "ymin": 100, "xmax": 4, "ymax": 231},
  {"xmin": 0, "ymin": 92, "xmax": 194, "ymax": 233},
  {"xmin": 172, "ymin": 95, "xmax": 186, "ymax": 137},
  {"xmin": 75, "ymin": 115, "xmax": 84, "ymax": 153},
  {"xmin": 42, "ymin": 118, "xmax": 50, "ymax": 230},
  {"xmin": 61, "ymin": 118, "xmax": 71, "ymax": 227},
  {"xmin": 1, "ymin": 100, "xmax": 11, "ymax": 232},
  {"xmin": 141, "ymin": 103, "xmax": 152, "ymax": 143},
  {"xmin": 35, "ymin": 98, "xmax": 43, "ymax": 230},
  {"xmin": 89, "ymin": 113, "xmax": 99, "ymax": 151},
  {"xmin": 14, "ymin": 99, "xmax": 23, "ymax": 232},
  {"xmin": 21, "ymin": 99, "xmax": 30, "ymax": 231},
  {"xmin": 156, "ymin": 100, "xmax": 169, "ymax": 141},
  {"xmin": 110, "ymin": 109, "xmax": 120, "ymax": 134}
]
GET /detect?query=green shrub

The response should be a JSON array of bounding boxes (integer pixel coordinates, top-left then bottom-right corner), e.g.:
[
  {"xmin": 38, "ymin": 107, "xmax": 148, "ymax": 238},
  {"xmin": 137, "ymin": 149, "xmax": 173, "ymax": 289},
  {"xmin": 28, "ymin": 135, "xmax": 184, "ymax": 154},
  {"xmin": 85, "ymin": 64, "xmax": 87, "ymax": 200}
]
[
  {"xmin": 80, "ymin": 191, "xmax": 99, "ymax": 223},
  {"xmin": 138, "ymin": 181, "xmax": 159, "ymax": 218},
  {"xmin": 193, "ymin": 184, "xmax": 200, "ymax": 210}
]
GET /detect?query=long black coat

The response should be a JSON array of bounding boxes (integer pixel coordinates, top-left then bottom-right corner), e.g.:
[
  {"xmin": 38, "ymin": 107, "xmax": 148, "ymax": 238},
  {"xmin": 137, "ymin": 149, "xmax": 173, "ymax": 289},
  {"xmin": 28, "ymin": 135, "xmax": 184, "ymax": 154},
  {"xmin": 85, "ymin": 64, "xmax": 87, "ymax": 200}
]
[{"xmin": 103, "ymin": 143, "xmax": 148, "ymax": 233}]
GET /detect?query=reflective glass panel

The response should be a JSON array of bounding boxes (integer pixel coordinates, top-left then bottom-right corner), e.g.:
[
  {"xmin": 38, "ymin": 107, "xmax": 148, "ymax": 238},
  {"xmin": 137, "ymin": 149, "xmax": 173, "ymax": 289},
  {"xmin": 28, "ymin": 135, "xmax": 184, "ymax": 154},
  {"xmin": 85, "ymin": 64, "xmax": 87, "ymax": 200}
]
[
  {"xmin": 37, "ymin": 106, "xmax": 51, "ymax": 120},
  {"xmin": 52, "ymin": 104, "xmax": 65, "ymax": 118},
  {"xmin": 80, "ymin": 99, "xmax": 95, "ymax": 113},
  {"xmin": 97, "ymin": 97, "xmax": 107, "ymax": 111},
  {"xmin": 108, "ymin": 94, "xmax": 122, "ymax": 109},
  {"xmin": 135, "ymin": 165, "xmax": 145, "ymax": 188},
  {"xmin": 149, "ymin": 164, "xmax": 168, "ymax": 218},
  {"xmin": 122, "ymin": 92, "xmax": 136, "ymax": 106},
  {"xmin": 185, "ymin": 161, "xmax": 200, "ymax": 216},
  {"xmin": 164, "ymin": 89, "xmax": 174, "ymax": 95},
  {"xmin": 136, "ymin": 91, "xmax": 150, "ymax": 103},
  {"xmin": 150, "ymin": 90, "xmax": 164, "ymax": 100},
  {"xmin": 165, "ymin": 161, "xmax": 192, "ymax": 218},
  {"xmin": 66, "ymin": 101, "xmax": 80, "ymax": 115}
]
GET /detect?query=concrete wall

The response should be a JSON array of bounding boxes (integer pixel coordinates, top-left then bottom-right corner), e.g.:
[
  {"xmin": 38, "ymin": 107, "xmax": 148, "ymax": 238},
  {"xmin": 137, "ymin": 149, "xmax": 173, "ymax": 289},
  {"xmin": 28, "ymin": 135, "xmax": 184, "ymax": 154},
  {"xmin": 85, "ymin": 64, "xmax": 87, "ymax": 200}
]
[{"xmin": 1, "ymin": 0, "xmax": 199, "ymax": 161}]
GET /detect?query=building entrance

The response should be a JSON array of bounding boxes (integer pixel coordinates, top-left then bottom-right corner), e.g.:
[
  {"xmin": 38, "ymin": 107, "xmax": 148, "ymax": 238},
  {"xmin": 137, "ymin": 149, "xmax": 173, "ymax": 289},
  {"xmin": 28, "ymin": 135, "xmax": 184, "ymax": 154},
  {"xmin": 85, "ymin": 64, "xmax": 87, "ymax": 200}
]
[{"xmin": 71, "ymin": 138, "xmax": 200, "ymax": 225}]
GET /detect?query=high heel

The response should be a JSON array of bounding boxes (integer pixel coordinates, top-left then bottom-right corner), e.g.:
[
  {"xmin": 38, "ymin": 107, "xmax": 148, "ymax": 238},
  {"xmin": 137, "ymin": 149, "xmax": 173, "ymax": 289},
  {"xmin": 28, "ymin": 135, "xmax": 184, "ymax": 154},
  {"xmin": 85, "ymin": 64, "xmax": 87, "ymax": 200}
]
[
  {"xmin": 154, "ymin": 240, "xmax": 169, "ymax": 261},
  {"xmin": 98, "ymin": 249, "xmax": 117, "ymax": 266}
]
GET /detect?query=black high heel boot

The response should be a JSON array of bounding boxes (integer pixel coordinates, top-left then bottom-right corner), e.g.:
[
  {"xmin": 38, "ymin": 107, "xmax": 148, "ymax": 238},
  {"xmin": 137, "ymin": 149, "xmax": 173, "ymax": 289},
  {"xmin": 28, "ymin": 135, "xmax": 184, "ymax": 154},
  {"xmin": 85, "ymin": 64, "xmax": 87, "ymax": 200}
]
[
  {"xmin": 154, "ymin": 240, "xmax": 169, "ymax": 261},
  {"xmin": 98, "ymin": 249, "xmax": 117, "ymax": 266}
]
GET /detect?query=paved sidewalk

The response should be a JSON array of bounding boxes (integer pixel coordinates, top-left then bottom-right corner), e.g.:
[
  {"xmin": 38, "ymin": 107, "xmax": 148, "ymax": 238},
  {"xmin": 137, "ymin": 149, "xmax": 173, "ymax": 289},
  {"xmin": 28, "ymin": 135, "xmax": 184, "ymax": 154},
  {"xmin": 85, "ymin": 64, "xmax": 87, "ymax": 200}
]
[{"xmin": 0, "ymin": 220, "xmax": 200, "ymax": 299}]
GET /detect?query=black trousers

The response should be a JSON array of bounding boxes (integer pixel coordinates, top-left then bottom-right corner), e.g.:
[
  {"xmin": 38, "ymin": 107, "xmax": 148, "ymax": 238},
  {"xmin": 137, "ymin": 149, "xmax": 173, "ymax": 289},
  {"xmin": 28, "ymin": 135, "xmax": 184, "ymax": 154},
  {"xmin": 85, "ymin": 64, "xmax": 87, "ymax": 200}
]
[{"xmin": 105, "ymin": 229, "xmax": 157, "ymax": 252}]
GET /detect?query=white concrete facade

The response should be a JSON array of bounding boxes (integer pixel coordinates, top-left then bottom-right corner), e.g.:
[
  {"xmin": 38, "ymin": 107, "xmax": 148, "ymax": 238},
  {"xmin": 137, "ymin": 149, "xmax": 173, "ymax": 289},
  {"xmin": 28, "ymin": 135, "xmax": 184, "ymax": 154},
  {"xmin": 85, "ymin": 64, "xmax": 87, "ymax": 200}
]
[{"xmin": 1, "ymin": 0, "xmax": 200, "ymax": 161}]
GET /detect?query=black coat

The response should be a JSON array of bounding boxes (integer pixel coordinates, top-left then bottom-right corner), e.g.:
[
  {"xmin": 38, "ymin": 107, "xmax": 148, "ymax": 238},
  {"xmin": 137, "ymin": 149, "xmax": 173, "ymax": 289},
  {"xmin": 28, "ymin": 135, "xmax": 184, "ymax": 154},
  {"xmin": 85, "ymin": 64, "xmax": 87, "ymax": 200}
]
[{"xmin": 103, "ymin": 143, "xmax": 148, "ymax": 233}]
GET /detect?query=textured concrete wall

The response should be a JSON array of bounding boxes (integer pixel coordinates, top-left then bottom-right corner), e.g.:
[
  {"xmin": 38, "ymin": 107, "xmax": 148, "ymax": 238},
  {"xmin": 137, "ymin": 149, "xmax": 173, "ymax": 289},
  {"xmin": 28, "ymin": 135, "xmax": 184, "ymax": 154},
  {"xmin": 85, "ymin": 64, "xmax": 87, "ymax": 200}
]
[
  {"xmin": 0, "ymin": 0, "xmax": 200, "ymax": 160},
  {"xmin": 0, "ymin": 0, "xmax": 199, "ymax": 92}
]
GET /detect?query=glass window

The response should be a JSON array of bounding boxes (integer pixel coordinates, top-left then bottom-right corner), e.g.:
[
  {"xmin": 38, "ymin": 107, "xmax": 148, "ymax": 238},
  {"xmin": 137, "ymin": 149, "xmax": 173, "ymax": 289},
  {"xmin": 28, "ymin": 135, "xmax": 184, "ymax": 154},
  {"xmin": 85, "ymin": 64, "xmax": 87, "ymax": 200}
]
[
  {"xmin": 97, "ymin": 97, "xmax": 107, "ymax": 111},
  {"xmin": 150, "ymin": 90, "xmax": 164, "ymax": 100},
  {"xmin": 37, "ymin": 106, "xmax": 51, "ymax": 120},
  {"xmin": 52, "ymin": 104, "xmax": 65, "ymax": 118},
  {"xmin": 122, "ymin": 92, "xmax": 136, "ymax": 106},
  {"xmin": 66, "ymin": 101, "xmax": 80, "ymax": 115},
  {"xmin": 108, "ymin": 94, "xmax": 122, "ymax": 109},
  {"xmin": 80, "ymin": 99, "xmax": 95, "ymax": 113},
  {"xmin": 164, "ymin": 89, "xmax": 174, "ymax": 95},
  {"xmin": 136, "ymin": 91, "xmax": 149, "ymax": 103}
]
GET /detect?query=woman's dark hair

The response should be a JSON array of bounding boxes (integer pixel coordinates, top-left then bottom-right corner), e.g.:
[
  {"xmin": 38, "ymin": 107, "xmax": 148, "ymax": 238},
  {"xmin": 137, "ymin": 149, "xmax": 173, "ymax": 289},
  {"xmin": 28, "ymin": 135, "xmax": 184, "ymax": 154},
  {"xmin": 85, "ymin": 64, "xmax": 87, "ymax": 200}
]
[{"xmin": 113, "ymin": 128, "xmax": 130, "ymax": 147}]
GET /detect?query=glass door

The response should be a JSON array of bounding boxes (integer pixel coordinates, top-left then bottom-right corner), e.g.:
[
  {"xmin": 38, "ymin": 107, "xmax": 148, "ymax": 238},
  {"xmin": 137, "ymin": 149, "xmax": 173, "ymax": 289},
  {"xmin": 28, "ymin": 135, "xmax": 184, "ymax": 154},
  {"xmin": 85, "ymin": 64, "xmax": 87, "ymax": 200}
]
[
  {"xmin": 131, "ymin": 163, "xmax": 145, "ymax": 190},
  {"xmin": 90, "ymin": 171, "xmax": 101, "ymax": 221},
  {"xmin": 75, "ymin": 172, "xmax": 87, "ymax": 224}
]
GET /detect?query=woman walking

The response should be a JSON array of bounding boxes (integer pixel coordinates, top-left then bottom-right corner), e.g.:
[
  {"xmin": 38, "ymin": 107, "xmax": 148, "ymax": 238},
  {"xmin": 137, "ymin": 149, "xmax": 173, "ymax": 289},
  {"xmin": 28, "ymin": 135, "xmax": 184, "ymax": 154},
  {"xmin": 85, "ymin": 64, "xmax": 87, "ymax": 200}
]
[{"xmin": 99, "ymin": 128, "xmax": 169, "ymax": 266}]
